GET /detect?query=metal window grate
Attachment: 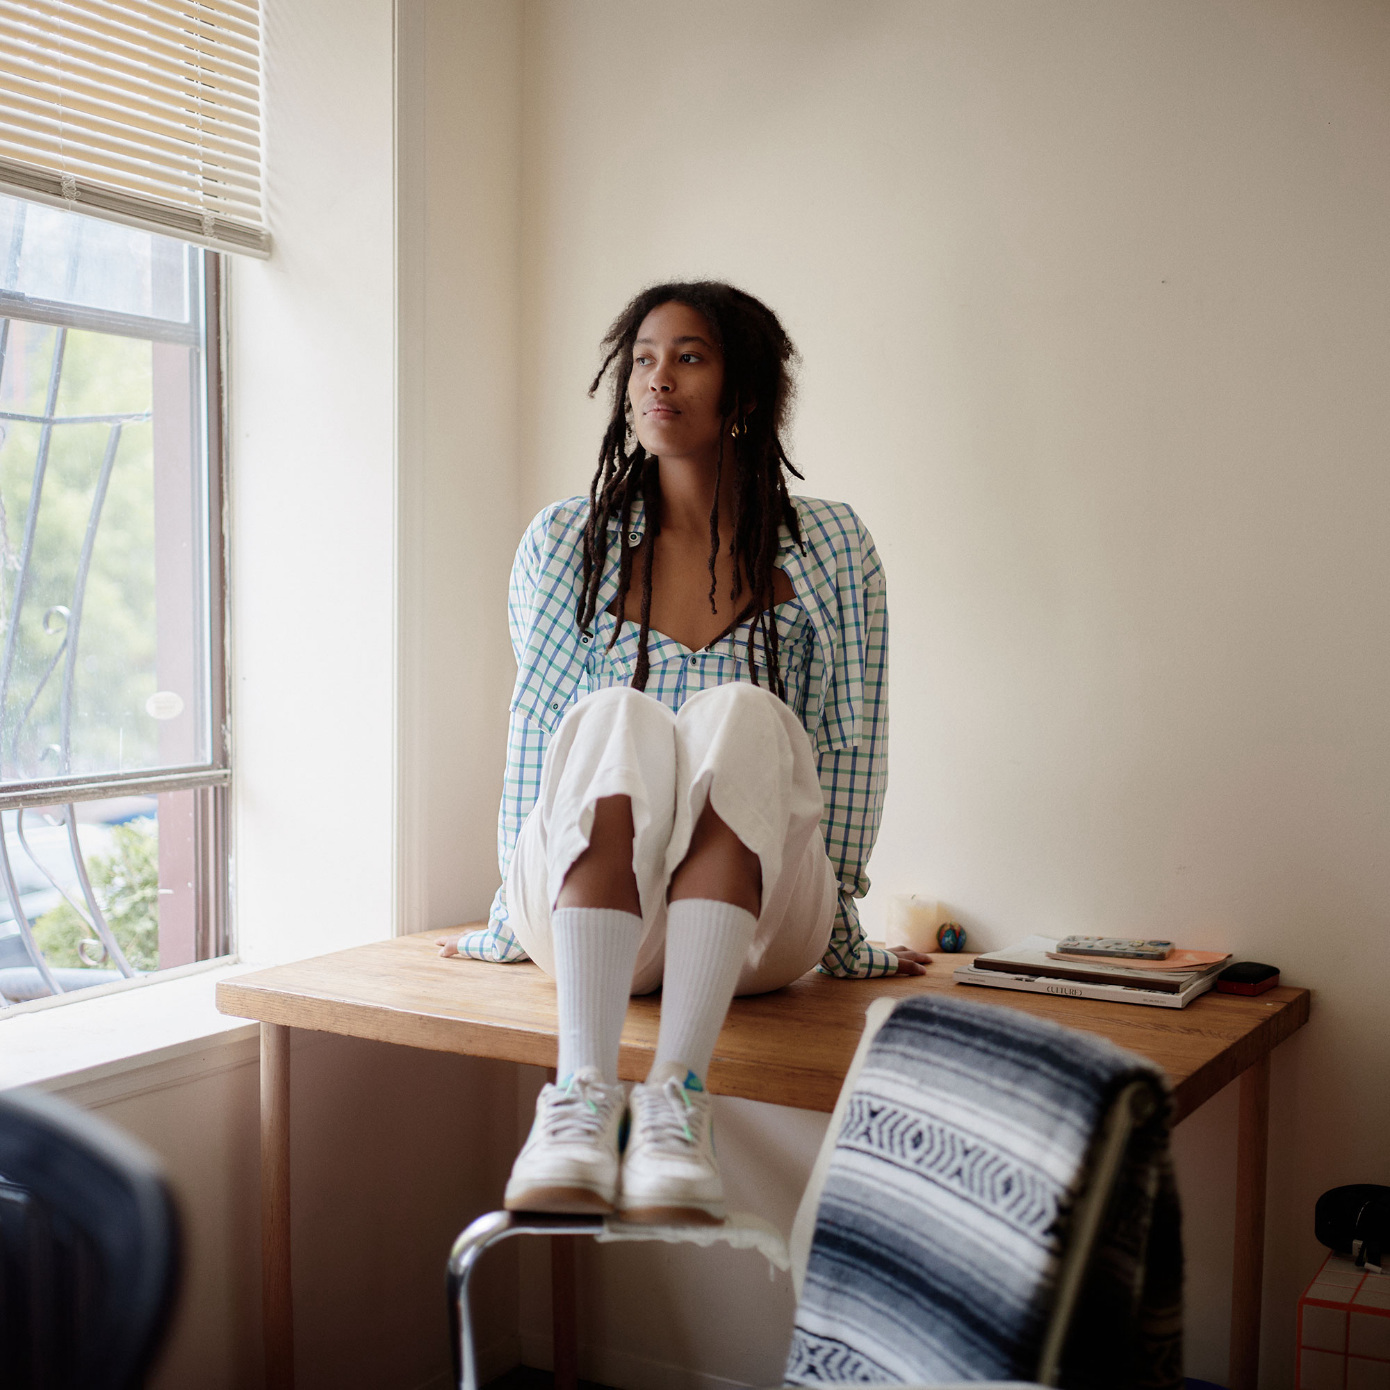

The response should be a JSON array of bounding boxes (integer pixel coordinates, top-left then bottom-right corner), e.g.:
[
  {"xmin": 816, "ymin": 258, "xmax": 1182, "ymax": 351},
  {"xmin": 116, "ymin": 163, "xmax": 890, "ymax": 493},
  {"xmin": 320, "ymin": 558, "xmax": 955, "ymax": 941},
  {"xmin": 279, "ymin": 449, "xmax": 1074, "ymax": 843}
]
[{"xmin": 0, "ymin": 192, "xmax": 228, "ymax": 1005}]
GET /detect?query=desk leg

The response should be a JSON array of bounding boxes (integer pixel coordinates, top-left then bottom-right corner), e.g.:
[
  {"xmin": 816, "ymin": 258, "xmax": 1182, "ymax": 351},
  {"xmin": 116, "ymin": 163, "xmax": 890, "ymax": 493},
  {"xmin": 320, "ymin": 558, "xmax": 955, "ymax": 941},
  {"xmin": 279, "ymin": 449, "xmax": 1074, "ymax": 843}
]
[
  {"xmin": 552, "ymin": 1235, "xmax": 579, "ymax": 1390},
  {"xmin": 262, "ymin": 1023, "xmax": 295, "ymax": 1390},
  {"xmin": 1228, "ymin": 1055, "xmax": 1270, "ymax": 1390}
]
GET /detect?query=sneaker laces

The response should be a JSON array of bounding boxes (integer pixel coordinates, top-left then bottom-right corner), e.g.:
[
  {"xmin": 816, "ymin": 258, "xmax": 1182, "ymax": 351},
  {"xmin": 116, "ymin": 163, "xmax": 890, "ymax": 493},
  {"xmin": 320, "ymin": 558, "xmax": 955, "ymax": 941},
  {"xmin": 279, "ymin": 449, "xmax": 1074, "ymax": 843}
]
[
  {"xmin": 635, "ymin": 1076, "xmax": 703, "ymax": 1149},
  {"xmin": 538, "ymin": 1074, "xmax": 617, "ymax": 1143}
]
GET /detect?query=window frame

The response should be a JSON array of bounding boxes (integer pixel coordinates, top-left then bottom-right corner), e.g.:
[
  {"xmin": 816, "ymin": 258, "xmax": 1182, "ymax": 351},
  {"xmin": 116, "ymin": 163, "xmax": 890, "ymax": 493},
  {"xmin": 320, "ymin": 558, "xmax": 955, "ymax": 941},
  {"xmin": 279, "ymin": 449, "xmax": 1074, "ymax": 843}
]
[{"xmin": 0, "ymin": 239, "xmax": 232, "ymax": 997}]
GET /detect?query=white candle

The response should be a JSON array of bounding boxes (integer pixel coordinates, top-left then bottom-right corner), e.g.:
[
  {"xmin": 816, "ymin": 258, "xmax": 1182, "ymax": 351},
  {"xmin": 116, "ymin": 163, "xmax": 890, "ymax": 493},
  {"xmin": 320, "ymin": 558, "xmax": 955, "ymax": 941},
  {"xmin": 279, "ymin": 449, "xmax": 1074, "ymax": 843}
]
[{"xmin": 885, "ymin": 895, "xmax": 947, "ymax": 953}]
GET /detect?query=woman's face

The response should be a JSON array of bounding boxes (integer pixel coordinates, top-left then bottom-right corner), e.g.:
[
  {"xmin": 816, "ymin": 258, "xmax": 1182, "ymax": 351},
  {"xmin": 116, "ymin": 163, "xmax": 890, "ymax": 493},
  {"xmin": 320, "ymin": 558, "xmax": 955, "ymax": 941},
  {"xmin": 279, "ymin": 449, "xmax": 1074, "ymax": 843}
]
[{"xmin": 627, "ymin": 300, "xmax": 727, "ymax": 463}]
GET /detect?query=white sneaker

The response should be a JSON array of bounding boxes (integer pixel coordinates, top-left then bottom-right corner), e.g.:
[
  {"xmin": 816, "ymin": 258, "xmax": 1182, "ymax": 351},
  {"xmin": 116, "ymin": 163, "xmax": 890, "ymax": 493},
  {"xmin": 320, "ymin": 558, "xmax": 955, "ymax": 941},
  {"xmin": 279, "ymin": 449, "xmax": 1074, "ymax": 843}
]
[
  {"xmin": 504, "ymin": 1068, "xmax": 627, "ymax": 1214},
  {"xmin": 616, "ymin": 1063, "xmax": 724, "ymax": 1225}
]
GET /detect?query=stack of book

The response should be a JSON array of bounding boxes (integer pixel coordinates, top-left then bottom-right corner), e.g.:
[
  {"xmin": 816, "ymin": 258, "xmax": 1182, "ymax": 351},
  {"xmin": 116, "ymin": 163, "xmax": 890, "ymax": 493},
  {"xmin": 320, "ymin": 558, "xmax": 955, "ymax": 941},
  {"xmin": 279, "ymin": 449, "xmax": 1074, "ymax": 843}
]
[{"xmin": 954, "ymin": 935, "xmax": 1232, "ymax": 1009}]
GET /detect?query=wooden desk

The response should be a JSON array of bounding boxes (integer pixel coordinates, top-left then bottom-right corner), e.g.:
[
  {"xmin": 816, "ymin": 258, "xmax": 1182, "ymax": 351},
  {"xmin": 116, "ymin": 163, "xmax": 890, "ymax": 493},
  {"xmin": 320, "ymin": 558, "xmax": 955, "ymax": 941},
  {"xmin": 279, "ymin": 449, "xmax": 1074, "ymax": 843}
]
[{"xmin": 218, "ymin": 930, "xmax": 1309, "ymax": 1390}]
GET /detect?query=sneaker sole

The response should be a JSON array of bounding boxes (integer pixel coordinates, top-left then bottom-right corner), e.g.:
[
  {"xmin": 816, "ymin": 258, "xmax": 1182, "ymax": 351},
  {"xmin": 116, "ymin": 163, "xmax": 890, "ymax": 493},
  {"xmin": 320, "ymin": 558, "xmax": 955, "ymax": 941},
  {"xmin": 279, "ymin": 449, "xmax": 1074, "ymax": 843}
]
[
  {"xmin": 504, "ymin": 1185, "xmax": 615, "ymax": 1215},
  {"xmin": 613, "ymin": 1204, "xmax": 724, "ymax": 1226}
]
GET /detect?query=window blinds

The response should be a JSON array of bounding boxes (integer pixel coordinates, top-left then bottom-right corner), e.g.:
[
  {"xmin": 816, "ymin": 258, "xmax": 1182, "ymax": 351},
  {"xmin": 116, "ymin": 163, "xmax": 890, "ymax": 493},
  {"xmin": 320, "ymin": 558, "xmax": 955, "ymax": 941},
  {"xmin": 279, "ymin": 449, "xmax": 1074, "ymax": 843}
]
[{"xmin": 0, "ymin": 0, "xmax": 268, "ymax": 256}]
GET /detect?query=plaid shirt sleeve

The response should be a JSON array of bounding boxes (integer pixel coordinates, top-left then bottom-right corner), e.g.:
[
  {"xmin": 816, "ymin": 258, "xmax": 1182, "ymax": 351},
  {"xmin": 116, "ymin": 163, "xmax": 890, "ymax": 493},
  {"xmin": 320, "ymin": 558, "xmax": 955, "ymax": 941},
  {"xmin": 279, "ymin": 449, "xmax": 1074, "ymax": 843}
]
[
  {"xmin": 454, "ymin": 514, "xmax": 550, "ymax": 963},
  {"xmin": 815, "ymin": 531, "xmax": 895, "ymax": 979}
]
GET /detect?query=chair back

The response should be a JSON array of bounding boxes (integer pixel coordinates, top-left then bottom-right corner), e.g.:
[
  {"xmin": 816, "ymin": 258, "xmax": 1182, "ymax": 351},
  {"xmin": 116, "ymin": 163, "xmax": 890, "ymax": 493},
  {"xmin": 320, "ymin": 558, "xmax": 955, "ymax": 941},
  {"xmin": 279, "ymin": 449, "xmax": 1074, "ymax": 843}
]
[
  {"xmin": 784, "ymin": 995, "xmax": 1171, "ymax": 1388},
  {"xmin": 0, "ymin": 1086, "xmax": 180, "ymax": 1390}
]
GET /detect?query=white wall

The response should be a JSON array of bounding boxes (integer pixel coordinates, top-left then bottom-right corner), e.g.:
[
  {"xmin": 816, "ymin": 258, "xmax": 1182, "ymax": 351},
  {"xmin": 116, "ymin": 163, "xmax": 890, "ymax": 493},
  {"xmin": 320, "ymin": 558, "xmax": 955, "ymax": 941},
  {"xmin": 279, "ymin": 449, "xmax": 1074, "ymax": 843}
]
[
  {"xmin": 229, "ymin": 0, "xmax": 398, "ymax": 964},
  {"xmin": 283, "ymin": 1034, "xmax": 520, "ymax": 1390},
  {"xmin": 46, "ymin": 1034, "xmax": 264, "ymax": 1390},
  {"xmin": 499, "ymin": 2, "xmax": 1390, "ymax": 1387},
  {"xmin": 397, "ymin": 0, "xmax": 526, "ymax": 934}
]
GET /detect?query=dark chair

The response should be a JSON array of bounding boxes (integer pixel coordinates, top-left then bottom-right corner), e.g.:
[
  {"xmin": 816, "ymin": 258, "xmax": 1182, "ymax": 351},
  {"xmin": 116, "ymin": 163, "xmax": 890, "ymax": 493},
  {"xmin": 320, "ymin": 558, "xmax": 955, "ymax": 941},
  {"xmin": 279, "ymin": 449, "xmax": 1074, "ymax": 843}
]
[{"xmin": 0, "ymin": 1086, "xmax": 181, "ymax": 1390}]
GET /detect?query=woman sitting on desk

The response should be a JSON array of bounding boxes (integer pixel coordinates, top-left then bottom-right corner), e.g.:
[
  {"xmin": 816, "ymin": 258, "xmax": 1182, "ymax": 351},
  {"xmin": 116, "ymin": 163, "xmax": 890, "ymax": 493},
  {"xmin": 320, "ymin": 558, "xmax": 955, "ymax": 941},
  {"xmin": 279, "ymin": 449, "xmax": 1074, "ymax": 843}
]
[{"xmin": 441, "ymin": 281, "xmax": 927, "ymax": 1222}]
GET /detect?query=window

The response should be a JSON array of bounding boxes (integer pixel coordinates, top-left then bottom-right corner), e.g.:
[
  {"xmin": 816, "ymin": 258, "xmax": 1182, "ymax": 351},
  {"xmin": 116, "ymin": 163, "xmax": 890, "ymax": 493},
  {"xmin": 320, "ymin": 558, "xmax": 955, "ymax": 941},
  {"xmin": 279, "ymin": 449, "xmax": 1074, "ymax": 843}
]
[{"xmin": 0, "ymin": 191, "xmax": 227, "ymax": 1006}]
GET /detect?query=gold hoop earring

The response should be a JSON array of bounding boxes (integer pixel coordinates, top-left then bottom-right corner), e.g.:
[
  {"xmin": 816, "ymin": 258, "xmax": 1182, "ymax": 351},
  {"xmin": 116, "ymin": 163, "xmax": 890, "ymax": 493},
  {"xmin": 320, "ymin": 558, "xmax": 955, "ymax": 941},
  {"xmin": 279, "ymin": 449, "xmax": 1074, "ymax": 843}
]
[{"xmin": 729, "ymin": 419, "xmax": 744, "ymax": 439}]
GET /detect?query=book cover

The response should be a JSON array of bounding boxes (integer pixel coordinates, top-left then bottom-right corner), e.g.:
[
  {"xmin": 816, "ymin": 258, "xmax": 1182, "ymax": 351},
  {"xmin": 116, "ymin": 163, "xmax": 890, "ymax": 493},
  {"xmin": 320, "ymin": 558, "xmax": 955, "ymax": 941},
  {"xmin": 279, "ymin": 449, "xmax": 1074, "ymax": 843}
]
[
  {"xmin": 953, "ymin": 962, "xmax": 1220, "ymax": 1009},
  {"xmin": 970, "ymin": 935, "xmax": 1230, "ymax": 995}
]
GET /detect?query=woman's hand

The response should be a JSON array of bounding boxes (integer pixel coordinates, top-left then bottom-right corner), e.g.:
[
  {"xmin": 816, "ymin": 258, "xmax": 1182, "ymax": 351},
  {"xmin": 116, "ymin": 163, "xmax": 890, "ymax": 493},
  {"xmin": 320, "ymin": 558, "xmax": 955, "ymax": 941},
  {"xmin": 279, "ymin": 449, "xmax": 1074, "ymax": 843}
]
[
  {"xmin": 890, "ymin": 947, "xmax": 934, "ymax": 977},
  {"xmin": 437, "ymin": 934, "xmax": 461, "ymax": 959}
]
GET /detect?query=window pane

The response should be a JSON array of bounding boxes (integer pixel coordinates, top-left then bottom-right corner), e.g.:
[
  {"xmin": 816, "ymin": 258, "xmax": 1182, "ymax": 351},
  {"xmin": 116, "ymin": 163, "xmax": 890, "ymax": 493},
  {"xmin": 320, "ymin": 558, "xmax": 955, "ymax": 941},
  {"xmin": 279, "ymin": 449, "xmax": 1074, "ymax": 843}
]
[
  {"xmin": 0, "ymin": 194, "xmax": 192, "ymax": 323},
  {"xmin": 0, "ymin": 787, "xmax": 225, "ymax": 1003},
  {"xmin": 0, "ymin": 194, "xmax": 225, "ymax": 1006},
  {"xmin": 0, "ymin": 211, "xmax": 212, "ymax": 780}
]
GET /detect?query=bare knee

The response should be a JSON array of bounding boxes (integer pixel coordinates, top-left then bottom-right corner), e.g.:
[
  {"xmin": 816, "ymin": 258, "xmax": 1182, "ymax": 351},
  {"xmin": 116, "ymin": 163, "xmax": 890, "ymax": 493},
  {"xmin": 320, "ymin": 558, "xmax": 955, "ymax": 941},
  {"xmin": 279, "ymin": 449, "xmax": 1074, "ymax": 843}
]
[
  {"xmin": 557, "ymin": 795, "xmax": 641, "ymax": 914},
  {"xmin": 668, "ymin": 802, "xmax": 762, "ymax": 917}
]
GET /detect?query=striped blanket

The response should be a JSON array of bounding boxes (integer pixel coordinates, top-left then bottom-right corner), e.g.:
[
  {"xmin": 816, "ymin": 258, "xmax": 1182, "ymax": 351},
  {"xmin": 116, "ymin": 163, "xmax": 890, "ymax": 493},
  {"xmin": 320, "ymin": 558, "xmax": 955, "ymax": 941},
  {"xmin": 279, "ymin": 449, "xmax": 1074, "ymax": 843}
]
[{"xmin": 785, "ymin": 996, "xmax": 1182, "ymax": 1389}]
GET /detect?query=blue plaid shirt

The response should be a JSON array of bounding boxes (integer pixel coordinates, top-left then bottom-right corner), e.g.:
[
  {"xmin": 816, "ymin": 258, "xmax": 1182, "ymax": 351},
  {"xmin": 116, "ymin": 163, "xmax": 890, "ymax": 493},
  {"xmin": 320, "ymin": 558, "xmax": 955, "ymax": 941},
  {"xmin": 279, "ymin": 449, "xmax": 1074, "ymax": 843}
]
[{"xmin": 456, "ymin": 492, "xmax": 895, "ymax": 978}]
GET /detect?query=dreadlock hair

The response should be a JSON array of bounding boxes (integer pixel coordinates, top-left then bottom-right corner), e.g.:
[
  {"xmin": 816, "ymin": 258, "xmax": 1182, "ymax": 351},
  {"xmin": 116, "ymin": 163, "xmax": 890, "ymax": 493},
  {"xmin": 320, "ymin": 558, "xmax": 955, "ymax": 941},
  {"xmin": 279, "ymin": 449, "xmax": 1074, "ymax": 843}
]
[{"xmin": 577, "ymin": 281, "xmax": 805, "ymax": 697}]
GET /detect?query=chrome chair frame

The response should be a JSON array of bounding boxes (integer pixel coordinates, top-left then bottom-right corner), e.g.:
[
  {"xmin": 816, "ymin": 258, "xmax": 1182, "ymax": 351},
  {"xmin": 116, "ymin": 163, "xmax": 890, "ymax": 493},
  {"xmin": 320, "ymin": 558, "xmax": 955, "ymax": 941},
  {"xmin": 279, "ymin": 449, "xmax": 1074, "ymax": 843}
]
[{"xmin": 448, "ymin": 1211, "xmax": 603, "ymax": 1390}]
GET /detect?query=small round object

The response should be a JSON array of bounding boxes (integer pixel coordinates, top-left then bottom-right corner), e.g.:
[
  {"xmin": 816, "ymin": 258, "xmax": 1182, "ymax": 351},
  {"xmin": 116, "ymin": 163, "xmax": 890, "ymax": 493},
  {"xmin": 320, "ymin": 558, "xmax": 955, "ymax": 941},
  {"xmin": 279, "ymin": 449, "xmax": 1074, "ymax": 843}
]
[{"xmin": 936, "ymin": 921, "xmax": 966, "ymax": 953}]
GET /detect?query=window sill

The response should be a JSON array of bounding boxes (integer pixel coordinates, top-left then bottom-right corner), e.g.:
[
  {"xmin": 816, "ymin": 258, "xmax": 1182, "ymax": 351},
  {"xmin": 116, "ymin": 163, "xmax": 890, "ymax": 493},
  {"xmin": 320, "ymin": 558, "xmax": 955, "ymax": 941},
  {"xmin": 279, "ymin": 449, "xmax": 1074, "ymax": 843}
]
[{"xmin": 0, "ymin": 961, "xmax": 262, "ymax": 1103}]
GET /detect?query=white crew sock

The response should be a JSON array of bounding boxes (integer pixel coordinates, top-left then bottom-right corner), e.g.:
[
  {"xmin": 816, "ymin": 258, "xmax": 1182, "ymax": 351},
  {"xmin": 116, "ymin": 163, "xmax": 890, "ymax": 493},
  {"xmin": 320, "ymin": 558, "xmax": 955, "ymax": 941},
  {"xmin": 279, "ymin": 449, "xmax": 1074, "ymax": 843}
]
[
  {"xmin": 551, "ymin": 907, "xmax": 644, "ymax": 1083},
  {"xmin": 652, "ymin": 898, "xmax": 758, "ymax": 1084}
]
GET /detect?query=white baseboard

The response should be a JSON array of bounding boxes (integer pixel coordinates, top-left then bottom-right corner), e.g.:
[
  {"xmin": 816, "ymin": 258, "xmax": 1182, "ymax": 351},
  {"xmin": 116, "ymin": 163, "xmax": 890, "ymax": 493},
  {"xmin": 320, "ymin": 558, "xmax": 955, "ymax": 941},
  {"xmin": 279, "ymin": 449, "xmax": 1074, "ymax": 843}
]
[{"xmin": 520, "ymin": 1332, "xmax": 760, "ymax": 1390}]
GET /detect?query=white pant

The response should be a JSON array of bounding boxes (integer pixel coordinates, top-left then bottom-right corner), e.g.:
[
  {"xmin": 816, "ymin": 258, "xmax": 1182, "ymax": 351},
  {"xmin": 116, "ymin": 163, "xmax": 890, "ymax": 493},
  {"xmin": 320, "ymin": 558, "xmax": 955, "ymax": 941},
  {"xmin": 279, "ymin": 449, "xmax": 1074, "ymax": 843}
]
[{"xmin": 507, "ymin": 684, "xmax": 838, "ymax": 996}]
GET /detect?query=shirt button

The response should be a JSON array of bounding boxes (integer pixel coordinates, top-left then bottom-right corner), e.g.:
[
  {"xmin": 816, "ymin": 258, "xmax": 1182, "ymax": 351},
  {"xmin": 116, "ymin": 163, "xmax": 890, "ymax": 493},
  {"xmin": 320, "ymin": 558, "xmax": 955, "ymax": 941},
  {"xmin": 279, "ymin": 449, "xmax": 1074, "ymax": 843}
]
[
  {"xmin": 628, "ymin": 531, "xmax": 640, "ymax": 543},
  {"xmin": 580, "ymin": 635, "xmax": 591, "ymax": 645},
  {"xmin": 550, "ymin": 701, "xmax": 561, "ymax": 710}
]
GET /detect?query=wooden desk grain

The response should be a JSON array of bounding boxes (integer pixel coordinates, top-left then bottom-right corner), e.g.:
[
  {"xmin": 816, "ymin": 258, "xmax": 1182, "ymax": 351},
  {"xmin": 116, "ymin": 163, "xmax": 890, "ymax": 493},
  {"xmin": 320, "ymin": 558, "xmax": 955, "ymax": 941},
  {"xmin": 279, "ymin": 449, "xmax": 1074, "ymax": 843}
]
[{"xmin": 217, "ymin": 928, "xmax": 1308, "ymax": 1122}]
